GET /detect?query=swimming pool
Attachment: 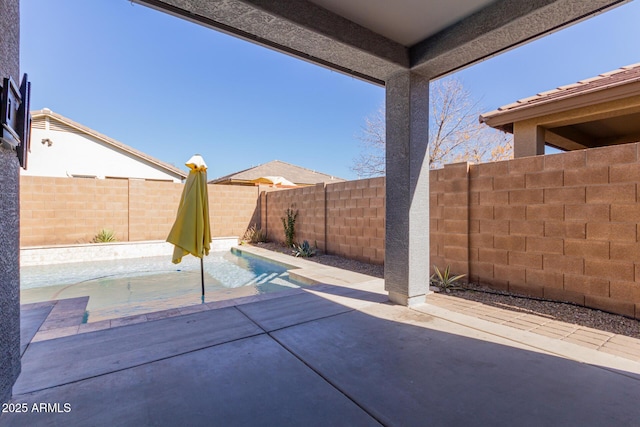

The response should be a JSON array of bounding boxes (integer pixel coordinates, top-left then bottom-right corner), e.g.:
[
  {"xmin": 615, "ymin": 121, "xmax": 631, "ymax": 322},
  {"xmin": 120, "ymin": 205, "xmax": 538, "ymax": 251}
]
[{"xmin": 20, "ymin": 249, "xmax": 301, "ymax": 322}]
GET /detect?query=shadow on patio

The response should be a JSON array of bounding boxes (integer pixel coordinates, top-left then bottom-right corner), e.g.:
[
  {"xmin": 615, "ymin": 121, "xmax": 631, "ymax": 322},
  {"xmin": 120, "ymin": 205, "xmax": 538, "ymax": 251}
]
[{"xmin": 2, "ymin": 282, "xmax": 640, "ymax": 427}]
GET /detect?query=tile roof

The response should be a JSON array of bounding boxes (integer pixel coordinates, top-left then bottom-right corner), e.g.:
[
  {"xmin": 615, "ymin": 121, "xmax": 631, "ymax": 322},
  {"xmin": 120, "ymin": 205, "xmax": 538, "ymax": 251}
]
[
  {"xmin": 210, "ymin": 160, "xmax": 345, "ymax": 185},
  {"xmin": 31, "ymin": 109, "xmax": 187, "ymax": 179},
  {"xmin": 480, "ymin": 63, "xmax": 640, "ymax": 123}
]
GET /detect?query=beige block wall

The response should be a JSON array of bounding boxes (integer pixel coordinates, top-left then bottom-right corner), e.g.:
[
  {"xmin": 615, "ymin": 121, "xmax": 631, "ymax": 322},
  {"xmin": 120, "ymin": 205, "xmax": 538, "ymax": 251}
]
[
  {"xmin": 266, "ymin": 143, "xmax": 639, "ymax": 318},
  {"xmin": 436, "ymin": 143, "xmax": 640, "ymax": 319},
  {"xmin": 20, "ymin": 177, "xmax": 260, "ymax": 246},
  {"xmin": 208, "ymin": 185, "xmax": 260, "ymax": 238},
  {"xmin": 430, "ymin": 163, "xmax": 469, "ymax": 277},
  {"xmin": 264, "ymin": 184, "xmax": 326, "ymax": 250},
  {"xmin": 21, "ymin": 143, "xmax": 640, "ymax": 318},
  {"xmin": 263, "ymin": 178, "xmax": 385, "ymax": 264},
  {"xmin": 325, "ymin": 177, "xmax": 385, "ymax": 264},
  {"xmin": 21, "ymin": 176, "xmax": 130, "ymax": 245},
  {"xmin": 128, "ymin": 179, "xmax": 183, "ymax": 241}
]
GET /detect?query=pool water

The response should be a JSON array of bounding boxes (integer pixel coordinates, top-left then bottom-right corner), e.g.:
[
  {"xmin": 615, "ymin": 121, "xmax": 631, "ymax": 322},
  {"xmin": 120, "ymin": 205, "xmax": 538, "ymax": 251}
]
[{"xmin": 20, "ymin": 250, "xmax": 301, "ymax": 322}]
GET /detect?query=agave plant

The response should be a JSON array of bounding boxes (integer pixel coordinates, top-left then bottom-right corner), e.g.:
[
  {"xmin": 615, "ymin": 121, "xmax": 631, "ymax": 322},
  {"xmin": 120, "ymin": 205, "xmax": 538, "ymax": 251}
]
[
  {"xmin": 92, "ymin": 229, "xmax": 116, "ymax": 243},
  {"xmin": 430, "ymin": 265, "xmax": 465, "ymax": 292},
  {"xmin": 292, "ymin": 240, "xmax": 316, "ymax": 258}
]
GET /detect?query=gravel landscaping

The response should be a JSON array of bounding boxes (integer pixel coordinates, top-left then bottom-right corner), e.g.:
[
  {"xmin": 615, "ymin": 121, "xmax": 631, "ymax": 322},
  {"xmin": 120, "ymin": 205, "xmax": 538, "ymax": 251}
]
[
  {"xmin": 447, "ymin": 285, "xmax": 640, "ymax": 339},
  {"xmin": 249, "ymin": 242, "xmax": 640, "ymax": 340}
]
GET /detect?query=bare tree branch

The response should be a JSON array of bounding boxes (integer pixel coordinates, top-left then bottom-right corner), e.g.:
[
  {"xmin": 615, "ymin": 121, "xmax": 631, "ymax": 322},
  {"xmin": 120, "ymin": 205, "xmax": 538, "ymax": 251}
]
[
  {"xmin": 351, "ymin": 77, "xmax": 513, "ymax": 177},
  {"xmin": 351, "ymin": 105, "xmax": 386, "ymax": 178}
]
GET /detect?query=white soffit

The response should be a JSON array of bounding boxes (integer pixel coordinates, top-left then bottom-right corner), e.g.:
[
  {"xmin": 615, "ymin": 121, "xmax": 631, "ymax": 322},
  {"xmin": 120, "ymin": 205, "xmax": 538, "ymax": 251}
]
[{"xmin": 310, "ymin": 0, "xmax": 499, "ymax": 46}]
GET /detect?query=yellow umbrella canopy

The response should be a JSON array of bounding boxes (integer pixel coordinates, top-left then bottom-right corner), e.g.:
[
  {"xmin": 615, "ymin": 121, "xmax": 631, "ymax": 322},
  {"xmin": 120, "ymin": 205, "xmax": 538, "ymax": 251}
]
[{"xmin": 167, "ymin": 155, "xmax": 211, "ymax": 265}]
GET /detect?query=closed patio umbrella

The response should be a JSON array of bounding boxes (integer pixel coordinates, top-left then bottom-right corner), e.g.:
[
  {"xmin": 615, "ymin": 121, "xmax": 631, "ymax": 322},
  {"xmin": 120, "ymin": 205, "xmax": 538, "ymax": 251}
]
[{"xmin": 167, "ymin": 154, "xmax": 211, "ymax": 297}]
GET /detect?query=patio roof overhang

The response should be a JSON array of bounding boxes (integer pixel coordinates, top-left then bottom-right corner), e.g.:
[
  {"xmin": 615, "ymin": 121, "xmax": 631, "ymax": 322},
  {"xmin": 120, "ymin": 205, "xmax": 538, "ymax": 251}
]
[
  {"xmin": 133, "ymin": 0, "xmax": 629, "ymax": 85},
  {"xmin": 480, "ymin": 64, "xmax": 640, "ymax": 151},
  {"xmin": 130, "ymin": 0, "xmax": 630, "ymax": 305}
]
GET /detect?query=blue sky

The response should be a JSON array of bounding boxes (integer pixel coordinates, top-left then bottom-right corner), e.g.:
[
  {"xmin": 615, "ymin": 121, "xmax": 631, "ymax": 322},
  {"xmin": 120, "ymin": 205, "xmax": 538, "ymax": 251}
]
[{"xmin": 20, "ymin": 0, "xmax": 640, "ymax": 180}]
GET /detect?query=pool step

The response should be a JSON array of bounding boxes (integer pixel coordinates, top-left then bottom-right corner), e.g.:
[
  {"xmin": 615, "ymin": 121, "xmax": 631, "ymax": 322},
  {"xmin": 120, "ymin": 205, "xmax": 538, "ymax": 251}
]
[
  {"xmin": 20, "ymin": 301, "xmax": 55, "ymax": 355},
  {"xmin": 27, "ymin": 297, "xmax": 89, "ymax": 343},
  {"xmin": 20, "ymin": 289, "xmax": 308, "ymax": 343}
]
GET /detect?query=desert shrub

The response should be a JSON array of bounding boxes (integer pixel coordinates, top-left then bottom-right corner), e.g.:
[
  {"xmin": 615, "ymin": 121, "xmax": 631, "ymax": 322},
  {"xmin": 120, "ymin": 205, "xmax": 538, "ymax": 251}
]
[
  {"xmin": 92, "ymin": 229, "xmax": 116, "ymax": 243},
  {"xmin": 242, "ymin": 224, "xmax": 268, "ymax": 243},
  {"xmin": 281, "ymin": 206, "xmax": 298, "ymax": 248}
]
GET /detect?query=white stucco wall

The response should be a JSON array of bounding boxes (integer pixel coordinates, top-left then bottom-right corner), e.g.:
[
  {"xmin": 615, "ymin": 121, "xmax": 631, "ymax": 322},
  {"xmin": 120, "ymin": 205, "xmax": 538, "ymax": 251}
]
[{"xmin": 22, "ymin": 118, "xmax": 184, "ymax": 182}]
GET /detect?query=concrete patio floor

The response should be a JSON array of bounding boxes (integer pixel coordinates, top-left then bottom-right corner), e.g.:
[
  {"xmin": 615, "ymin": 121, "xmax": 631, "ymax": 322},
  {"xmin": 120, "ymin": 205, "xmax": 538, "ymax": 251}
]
[{"xmin": 3, "ymin": 248, "xmax": 640, "ymax": 426}]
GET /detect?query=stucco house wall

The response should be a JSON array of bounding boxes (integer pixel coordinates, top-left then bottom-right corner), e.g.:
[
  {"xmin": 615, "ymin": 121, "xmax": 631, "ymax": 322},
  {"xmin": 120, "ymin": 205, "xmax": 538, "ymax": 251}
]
[{"xmin": 23, "ymin": 110, "xmax": 185, "ymax": 182}]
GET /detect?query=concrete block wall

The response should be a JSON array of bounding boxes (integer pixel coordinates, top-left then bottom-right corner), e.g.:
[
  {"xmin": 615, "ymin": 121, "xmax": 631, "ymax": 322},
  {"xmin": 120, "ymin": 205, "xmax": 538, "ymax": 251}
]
[
  {"xmin": 433, "ymin": 143, "xmax": 640, "ymax": 319},
  {"xmin": 263, "ymin": 184, "xmax": 326, "ymax": 250},
  {"xmin": 20, "ymin": 176, "xmax": 260, "ymax": 246},
  {"xmin": 430, "ymin": 163, "xmax": 469, "ymax": 277},
  {"xmin": 263, "ymin": 178, "xmax": 385, "ymax": 264},
  {"xmin": 128, "ymin": 179, "xmax": 182, "ymax": 241},
  {"xmin": 21, "ymin": 176, "xmax": 130, "ymax": 245},
  {"xmin": 208, "ymin": 184, "xmax": 260, "ymax": 238},
  {"xmin": 260, "ymin": 144, "xmax": 640, "ymax": 318},
  {"xmin": 20, "ymin": 144, "xmax": 640, "ymax": 318},
  {"xmin": 325, "ymin": 177, "xmax": 385, "ymax": 263}
]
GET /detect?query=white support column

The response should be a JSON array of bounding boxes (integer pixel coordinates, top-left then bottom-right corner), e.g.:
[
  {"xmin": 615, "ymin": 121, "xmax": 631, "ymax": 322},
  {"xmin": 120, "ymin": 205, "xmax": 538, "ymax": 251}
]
[{"xmin": 384, "ymin": 71, "xmax": 431, "ymax": 306}]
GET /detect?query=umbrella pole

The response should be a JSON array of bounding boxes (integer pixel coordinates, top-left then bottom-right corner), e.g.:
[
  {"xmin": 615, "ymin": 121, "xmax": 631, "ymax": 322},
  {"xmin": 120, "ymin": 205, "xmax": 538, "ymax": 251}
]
[{"xmin": 200, "ymin": 257, "xmax": 205, "ymax": 297}]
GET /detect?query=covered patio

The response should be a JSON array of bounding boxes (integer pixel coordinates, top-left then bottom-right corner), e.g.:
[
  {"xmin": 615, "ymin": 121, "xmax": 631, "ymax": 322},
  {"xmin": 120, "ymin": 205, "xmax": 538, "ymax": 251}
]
[
  {"xmin": 127, "ymin": 0, "xmax": 634, "ymax": 306},
  {"xmin": 0, "ymin": 0, "xmax": 636, "ymax": 415},
  {"xmin": 3, "ymin": 248, "xmax": 640, "ymax": 425}
]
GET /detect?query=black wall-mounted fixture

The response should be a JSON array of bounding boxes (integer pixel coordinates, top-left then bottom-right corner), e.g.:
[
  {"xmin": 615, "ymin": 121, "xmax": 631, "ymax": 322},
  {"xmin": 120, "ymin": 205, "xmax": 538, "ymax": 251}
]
[{"xmin": 0, "ymin": 74, "xmax": 31, "ymax": 169}]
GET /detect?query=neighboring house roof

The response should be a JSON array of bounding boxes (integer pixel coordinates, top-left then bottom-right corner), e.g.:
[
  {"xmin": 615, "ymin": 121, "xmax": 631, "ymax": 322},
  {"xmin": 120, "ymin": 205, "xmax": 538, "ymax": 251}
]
[
  {"xmin": 250, "ymin": 176, "xmax": 297, "ymax": 188},
  {"xmin": 480, "ymin": 63, "xmax": 640, "ymax": 133},
  {"xmin": 31, "ymin": 108, "xmax": 188, "ymax": 179},
  {"xmin": 210, "ymin": 160, "xmax": 345, "ymax": 186}
]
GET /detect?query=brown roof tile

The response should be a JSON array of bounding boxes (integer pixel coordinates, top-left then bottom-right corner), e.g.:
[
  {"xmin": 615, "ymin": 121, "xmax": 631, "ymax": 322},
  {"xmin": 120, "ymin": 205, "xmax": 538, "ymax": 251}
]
[
  {"xmin": 481, "ymin": 63, "xmax": 640, "ymax": 123},
  {"xmin": 210, "ymin": 160, "xmax": 345, "ymax": 185}
]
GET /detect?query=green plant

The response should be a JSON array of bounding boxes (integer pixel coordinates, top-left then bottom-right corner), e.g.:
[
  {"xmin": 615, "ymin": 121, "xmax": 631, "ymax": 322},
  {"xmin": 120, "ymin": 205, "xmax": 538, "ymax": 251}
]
[
  {"xmin": 281, "ymin": 205, "xmax": 298, "ymax": 248},
  {"xmin": 242, "ymin": 224, "xmax": 268, "ymax": 244},
  {"xmin": 292, "ymin": 240, "xmax": 316, "ymax": 258},
  {"xmin": 92, "ymin": 229, "xmax": 116, "ymax": 243},
  {"xmin": 430, "ymin": 265, "xmax": 465, "ymax": 292}
]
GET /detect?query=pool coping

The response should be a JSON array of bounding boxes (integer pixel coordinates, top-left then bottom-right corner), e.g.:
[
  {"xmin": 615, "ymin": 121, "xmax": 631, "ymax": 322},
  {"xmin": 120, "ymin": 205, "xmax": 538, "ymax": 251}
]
[
  {"xmin": 20, "ymin": 237, "xmax": 239, "ymax": 266},
  {"xmin": 23, "ymin": 245, "xmax": 384, "ymax": 343}
]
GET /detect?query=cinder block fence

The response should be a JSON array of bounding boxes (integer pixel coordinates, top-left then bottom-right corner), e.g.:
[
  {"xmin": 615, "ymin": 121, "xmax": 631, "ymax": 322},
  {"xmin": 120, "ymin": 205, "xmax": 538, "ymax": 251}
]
[
  {"xmin": 261, "ymin": 178, "xmax": 386, "ymax": 264},
  {"xmin": 20, "ymin": 177, "xmax": 261, "ymax": 246},
  {"xmin": 431, "ymin": 143, "xmax": 640, "ymax": 319},
  {"xmin": 19, "ymin": 142, "xmax": 640, "ymax": 318},
  {"xmin": 260, "ymin": 143, "xmax": 640, "ymax": 318}
]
